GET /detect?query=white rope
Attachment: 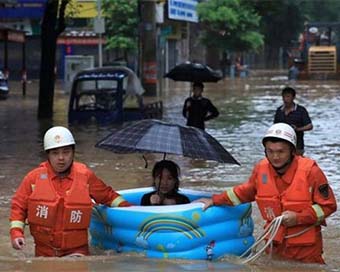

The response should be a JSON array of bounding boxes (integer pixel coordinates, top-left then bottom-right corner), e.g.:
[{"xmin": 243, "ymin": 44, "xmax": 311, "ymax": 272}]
[
  {"xmin": 240, "ymin": 215, "xmax": 284, "ymax": 264},
  {"xmin": 239, "ymin": 215, "xmax": 315, "ymax": 264},
  {"xmin": 284, "ymin": 225, "xmax": 314, "ymax": 239}
]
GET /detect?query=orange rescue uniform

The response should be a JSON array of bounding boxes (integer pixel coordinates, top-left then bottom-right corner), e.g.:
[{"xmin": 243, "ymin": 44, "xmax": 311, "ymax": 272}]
[
  {"xmin": 10, "ymin": 161, "xmax": 130, "ymax": 257},
  {"xmin": 213, "ymin": 156, "xmax": 337, "ymax": 264}
]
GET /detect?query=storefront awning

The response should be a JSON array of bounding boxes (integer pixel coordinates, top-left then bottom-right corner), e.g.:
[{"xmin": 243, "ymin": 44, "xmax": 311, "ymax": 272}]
[
  {"xmin": 0, "ymin": 27, "xmax": 26, "ymax": 43},
  {"xmin": 57, "ymin": 30, "xmax": 105, "ymax": 45}
]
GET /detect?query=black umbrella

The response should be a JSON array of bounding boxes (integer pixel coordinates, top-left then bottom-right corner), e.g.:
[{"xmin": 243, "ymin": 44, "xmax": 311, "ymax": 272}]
[
  {"xmin": 96, "ymin": 119, "xmax": 239, "ymax": 165},
  {"xmin": 164, "ymin": 61, "xmax": 222, "ymax": 83}
]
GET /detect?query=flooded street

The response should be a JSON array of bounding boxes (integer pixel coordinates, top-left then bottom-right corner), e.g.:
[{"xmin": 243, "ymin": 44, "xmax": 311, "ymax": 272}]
[{"xmin": 0, "ymin": 73, "xmax": 339, "ymax": 271}]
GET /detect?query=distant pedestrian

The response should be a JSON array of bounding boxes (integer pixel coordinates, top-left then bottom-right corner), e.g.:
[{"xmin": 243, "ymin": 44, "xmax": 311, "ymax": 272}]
[
  {"xmin": 235, "ymin": 56, "xmax": 249, "ymax": 78},
  {"xmin": 274, "ymin": 87, "xmax": 313, "ymax": 155},
  {"xmin": 288, "ymin": 62, "xmax": 299, "ymax": 80},
  {"xmin": 182, "ymin": 82, "xmax": 219, "ymax": 130},
  {"xmin": 219, "ymin": 52, "xmax": 231, "ymax": 78}
]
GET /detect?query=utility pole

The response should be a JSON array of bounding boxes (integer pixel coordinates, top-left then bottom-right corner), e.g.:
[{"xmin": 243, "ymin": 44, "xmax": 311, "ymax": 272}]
[{"xmin": 95, "ymin": 0, "xmax": 104, "ymax": 67}]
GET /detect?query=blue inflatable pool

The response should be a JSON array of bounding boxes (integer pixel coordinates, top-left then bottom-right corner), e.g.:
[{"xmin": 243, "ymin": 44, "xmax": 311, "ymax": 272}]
[{"xmin": 90, "ymin": 187, "xmax": 254, "ymax": 260}]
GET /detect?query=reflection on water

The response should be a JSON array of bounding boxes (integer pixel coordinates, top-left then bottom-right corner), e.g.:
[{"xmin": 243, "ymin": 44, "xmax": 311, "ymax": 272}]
[
  {"xmin": 0, "ymin": 75, "xmax": 339, "ymax": 271},
  {"xmin": 0, "ymin": 254, "xmax": 331, "ymax": 272}
]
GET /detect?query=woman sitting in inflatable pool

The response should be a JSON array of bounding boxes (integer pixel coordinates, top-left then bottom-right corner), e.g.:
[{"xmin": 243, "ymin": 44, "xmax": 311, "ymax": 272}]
[
  {"xmin": 141, "ymin": 160, "xmax": 190, "ymax": 206},
  {"xmin": 90, "ymin": 188, "xmax": 254, "ymax": 260},
  {"xmin": 90, "ymin": 162, "xmax": 254, "ymax": 260}
]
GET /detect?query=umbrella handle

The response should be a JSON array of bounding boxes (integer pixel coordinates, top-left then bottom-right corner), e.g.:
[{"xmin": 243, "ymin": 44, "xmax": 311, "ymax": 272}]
[
  {"xmin": 156, "ymin": 170, "xmax": 164, "ymax": 196},
  {"xmin": 157, "ymin": 154, "xmax": 167, "ymax": 195},
  {"xmin": 142, "ymin": 155, "xmax": 148, "ymax": 168}
]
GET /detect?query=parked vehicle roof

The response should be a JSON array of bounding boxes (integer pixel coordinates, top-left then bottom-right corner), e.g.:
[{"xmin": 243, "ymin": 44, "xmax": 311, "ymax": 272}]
[{"xmin": 74, "ymin": 66, "xmax": 132, "ymax": 81}]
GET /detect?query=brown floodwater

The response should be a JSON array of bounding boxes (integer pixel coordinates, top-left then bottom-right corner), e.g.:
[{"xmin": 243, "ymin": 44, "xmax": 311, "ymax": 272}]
[{"xmin": 0, "ymin": 74, "xmax": 339, "ymax": 271}]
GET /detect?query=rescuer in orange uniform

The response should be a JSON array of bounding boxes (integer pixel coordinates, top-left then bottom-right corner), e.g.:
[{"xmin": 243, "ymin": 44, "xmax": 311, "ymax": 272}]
[
  {"xmin": 196, "ymin": 123, "xmax": 337, "ymax": 264},
  {"xmin": 9, "ymin": 126, "xmax": 131, "ymax": 257}
]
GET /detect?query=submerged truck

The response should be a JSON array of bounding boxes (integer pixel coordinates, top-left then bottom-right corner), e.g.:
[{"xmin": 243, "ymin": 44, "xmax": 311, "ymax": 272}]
[
  {"xmin": 289, "ymin": 22, "xmax": 340, "ymax": 80},
  {"xmin": 68, "ymin": 66, "xmax": 163, "ymax": 124}
]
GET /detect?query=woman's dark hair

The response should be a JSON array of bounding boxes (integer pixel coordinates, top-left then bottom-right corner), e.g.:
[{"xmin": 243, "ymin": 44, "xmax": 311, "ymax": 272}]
[{"xmin": 152, "ymin": 160, "xmax": 181, "ymax": 191}]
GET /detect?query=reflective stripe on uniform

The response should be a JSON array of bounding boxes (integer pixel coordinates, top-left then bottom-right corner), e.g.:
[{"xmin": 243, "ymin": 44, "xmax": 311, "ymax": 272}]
[
  {"xmin": 110, "ymin": 196, "xmax": 125, "ymax": 207},
  {"xmin": 226, "ymin": 187, "xmax": 241, "ymax": 206},
  {"xmin": 10, "ymin": 220, "xmax": 25, "ymax": 230},
  {"xmin": 312, "ymin": 204, "xmax": 325, "ymax": 225}
]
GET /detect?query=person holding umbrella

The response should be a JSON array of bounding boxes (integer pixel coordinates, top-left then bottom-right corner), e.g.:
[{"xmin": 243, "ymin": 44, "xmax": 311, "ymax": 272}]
[
  {"xmin": 182, "ymin": 82, "xmax": 219, "ymax": 130},
  {"xmin": 195, "ymin": 123, "xmax": 337, "ymax": 264},
  {"xmin": 9, "ymin": 126, "xmax": 131, "ymax": 257},
  {"xmin": 141, "ymin": 160, "xmax": 190, "ymax": 205}
]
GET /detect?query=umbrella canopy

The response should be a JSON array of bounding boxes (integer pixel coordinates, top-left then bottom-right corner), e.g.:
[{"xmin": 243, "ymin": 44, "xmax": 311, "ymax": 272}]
[
  {"xmin": 164, "ymin": 61, "xmax": 222, "ymax": 83},
  {"xmin": 96, "ymin": 119, "xmax": 239, "ymax": 164}
]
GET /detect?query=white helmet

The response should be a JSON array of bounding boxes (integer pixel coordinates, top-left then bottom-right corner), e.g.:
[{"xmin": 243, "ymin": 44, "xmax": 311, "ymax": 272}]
[
  {"xmin": 43, "ymin": 126, "xmax": 75, "ymax": 151},
  {"xmin": 262, "ymin": 123, "xmax": 296, "ymax": 148}
]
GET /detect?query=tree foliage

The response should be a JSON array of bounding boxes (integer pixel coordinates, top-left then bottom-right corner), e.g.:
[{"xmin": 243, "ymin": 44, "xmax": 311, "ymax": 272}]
[
  {"xmin": 301, "ymin": 0, "xmax": 340, "ymax": 22},
  {"xmin": 102, "ymin": 0, "xmax": 138, "ymax": 58},
  {"xmin": 196, "ymin": 0, "xmax": 264, "ymax": 52},
  {"xmin": 252, "ymin": 0, "xmax": 305, "ymax": 49},
  {"xmin": 253, "ymin": 0, "xmax": 340, "ymax": 48}
]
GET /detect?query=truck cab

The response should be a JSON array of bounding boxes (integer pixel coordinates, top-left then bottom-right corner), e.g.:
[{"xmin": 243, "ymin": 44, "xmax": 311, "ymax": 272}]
[
  {"xmin": 68, "ymin": 66, "xmax": 162, "ymax": 124},
  {"xmin": 290, "ymin": 22, "xmax": 340, "ymax": 79}
]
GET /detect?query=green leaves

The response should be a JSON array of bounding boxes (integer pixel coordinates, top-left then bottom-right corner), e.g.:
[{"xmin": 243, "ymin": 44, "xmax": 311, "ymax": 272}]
[
  {"xmin": 102, "ymin": 0, "xmax": 138, "ymax": 54},
  {"xmin": 197, "ymin": 0, "xmax": 263, "ymax": 52},
  {"xmin": 105, "ymin": 36, "xmax": 136, "ymax": 51}
]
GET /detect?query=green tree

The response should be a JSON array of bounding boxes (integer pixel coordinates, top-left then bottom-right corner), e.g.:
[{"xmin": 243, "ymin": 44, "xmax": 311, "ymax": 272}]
[
  {"xmin": 302, "ymin": 0, "xmax": 340, "ymax": 22},
  {"xmin": 251, "ymin": 0, "xmax": 305, "ymax": 67},
  {"xmin": 252, "ymin": 0, "xmax": 340, "ymax": 67},
  {"xmin": 196, "ymin": 0, "xmax": 264, "ymax": 53},
  {"xmin": 102, "ymin": 0, "xmax": 138, "ymax": 60}
]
